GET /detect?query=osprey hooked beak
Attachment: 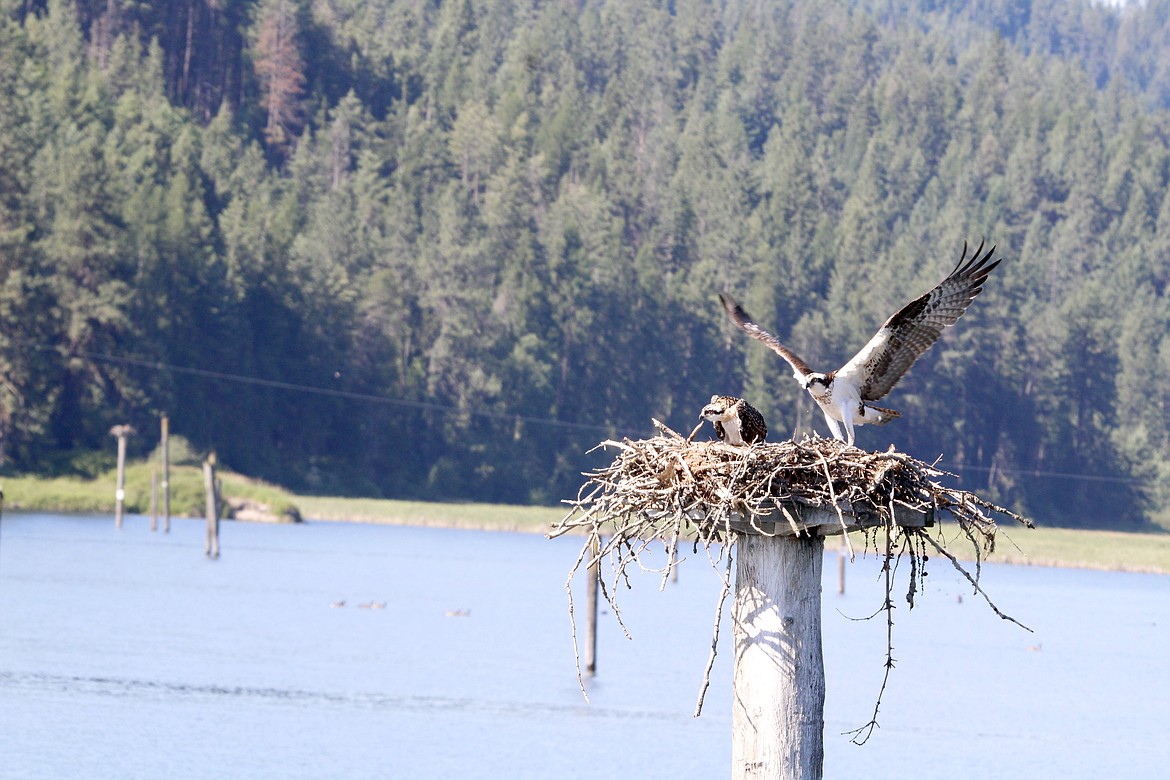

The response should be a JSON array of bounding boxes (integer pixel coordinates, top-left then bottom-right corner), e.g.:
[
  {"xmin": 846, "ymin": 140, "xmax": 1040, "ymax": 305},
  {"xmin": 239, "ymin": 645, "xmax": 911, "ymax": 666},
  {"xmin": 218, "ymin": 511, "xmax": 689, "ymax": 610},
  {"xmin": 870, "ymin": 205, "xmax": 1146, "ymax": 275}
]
[
  {"xmin": 804, "ymin": 373, "xmax": 829, "ymax": 390},
  {"xmin": 699, "ymin": 403, "xmax": 722, "ymax": 421}
]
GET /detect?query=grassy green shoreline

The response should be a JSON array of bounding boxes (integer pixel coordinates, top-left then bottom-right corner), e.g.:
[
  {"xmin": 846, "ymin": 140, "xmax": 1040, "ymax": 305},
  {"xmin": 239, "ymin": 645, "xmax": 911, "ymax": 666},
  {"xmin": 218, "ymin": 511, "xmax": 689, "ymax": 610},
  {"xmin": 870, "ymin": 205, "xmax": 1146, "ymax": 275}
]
[
  {"xmin": 304, "ymin": 499, "xmax": 1170, "ymax": 575},
  {"xmin": 4, "ymin": 471, "xmax": 1168, "ymax": 575}
]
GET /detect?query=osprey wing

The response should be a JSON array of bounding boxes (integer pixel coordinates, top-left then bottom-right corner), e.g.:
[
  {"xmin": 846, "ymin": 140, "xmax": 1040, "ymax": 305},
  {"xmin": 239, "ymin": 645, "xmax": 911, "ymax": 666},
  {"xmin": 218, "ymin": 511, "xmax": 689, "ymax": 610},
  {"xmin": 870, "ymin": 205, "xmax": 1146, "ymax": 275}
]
[
  {"xmin": 839, "ymin": 241, "xmax": 1001, "ymax": 401},
  {"xmin": 738, "ymin": 398, "xmax": 769, "ymax": 444},
  {"xmin": 718, "ymin": 294, "xmax": 814, "ymax": 379}
]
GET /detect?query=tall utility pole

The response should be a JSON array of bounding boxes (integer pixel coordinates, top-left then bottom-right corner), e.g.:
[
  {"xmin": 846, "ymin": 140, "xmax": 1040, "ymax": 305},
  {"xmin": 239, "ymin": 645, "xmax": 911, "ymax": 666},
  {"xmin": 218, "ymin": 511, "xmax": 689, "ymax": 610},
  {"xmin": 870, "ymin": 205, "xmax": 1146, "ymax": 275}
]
[{"xmin": 732, "ymin": 533, "xmax": 825, "ymax": 780}]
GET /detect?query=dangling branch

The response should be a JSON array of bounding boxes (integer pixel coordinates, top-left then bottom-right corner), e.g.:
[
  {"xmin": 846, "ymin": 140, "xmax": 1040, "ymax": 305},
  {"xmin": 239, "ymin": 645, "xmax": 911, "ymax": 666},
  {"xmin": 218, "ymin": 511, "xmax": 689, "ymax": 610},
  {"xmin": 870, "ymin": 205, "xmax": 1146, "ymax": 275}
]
[
  {"xmin": 845, "ymin": 491, "xmax": 899, "ymax": 745},
  {"xmin": 920, "ymin": 532, "xmax": 1032, "ymax": 632},
  {"xmin": 693, "ymin": 538, "xmax": 735, "ymax": 717}
]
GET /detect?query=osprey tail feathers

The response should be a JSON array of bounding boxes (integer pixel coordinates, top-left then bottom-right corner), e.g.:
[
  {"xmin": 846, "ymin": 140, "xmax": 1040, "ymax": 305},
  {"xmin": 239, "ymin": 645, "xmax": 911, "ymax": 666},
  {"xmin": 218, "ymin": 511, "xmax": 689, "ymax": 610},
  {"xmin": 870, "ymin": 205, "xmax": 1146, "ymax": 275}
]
[{"xmin": 861, "ymin": 404, "xmax": 901, "ymax": 426}]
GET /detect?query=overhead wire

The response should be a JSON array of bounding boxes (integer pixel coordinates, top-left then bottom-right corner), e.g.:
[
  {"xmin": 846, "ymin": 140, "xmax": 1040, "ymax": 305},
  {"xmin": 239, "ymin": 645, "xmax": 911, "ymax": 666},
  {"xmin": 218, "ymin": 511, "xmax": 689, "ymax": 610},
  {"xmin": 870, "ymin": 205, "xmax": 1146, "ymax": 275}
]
[
  {"xmin": 33, "ymin": 343, "xmax": 619, "ymax": 436},
  {"xmin": 944, "ymin": 462, "xmax": 1143, "ymax": 486},
  {"xmin": 5, "ymin": 341, "xmax": 1155, "ymax": 488}
]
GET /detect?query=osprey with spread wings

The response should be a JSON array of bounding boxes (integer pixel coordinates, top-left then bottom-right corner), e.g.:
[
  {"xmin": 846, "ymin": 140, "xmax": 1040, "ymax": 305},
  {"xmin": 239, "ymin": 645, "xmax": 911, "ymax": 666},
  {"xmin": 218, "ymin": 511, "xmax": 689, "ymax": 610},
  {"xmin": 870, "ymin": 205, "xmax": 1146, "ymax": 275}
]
[{"xmin": 719, "ymin": 242, "xmax": 1001, "ymax": 446}]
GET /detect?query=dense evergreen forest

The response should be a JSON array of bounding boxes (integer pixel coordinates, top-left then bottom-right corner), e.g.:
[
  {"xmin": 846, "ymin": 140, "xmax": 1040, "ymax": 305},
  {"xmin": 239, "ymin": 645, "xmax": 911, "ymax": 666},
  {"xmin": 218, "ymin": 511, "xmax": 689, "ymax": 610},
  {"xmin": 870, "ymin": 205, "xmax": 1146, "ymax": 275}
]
[{"xmin": 4, "ymin": 0, "xmax": 1170, "ymax": 529}]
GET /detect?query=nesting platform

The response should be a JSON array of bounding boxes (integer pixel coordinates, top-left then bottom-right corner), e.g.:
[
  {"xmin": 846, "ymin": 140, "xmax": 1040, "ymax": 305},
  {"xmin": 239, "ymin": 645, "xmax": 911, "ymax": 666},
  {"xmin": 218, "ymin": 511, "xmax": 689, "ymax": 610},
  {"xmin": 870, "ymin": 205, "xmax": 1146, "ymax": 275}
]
[
  {"xmin": 553, "ymin": 424, "xmax": 1010, "ymax": 549},
  {"xmin": 719, "ymin": 500, "xmax": 933, "ymax": 537}
]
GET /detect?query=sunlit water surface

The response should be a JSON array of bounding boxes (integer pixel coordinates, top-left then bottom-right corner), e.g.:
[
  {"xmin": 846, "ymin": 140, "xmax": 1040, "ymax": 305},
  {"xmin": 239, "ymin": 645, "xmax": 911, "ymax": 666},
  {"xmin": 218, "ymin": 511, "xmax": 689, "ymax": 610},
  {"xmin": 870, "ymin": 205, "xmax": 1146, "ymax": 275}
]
[{"xmin": 1, "ymin": 513, "xmax": 1168, "ymax": 779}]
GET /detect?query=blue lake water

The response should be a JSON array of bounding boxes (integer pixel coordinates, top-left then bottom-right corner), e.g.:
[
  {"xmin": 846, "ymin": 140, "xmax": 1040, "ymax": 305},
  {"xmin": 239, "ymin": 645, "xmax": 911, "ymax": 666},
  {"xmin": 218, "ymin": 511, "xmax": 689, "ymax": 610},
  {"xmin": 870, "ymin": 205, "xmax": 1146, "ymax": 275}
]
[{"xmin": 1, "ymin": 513, "xmax": 1168, "ymax": 779}]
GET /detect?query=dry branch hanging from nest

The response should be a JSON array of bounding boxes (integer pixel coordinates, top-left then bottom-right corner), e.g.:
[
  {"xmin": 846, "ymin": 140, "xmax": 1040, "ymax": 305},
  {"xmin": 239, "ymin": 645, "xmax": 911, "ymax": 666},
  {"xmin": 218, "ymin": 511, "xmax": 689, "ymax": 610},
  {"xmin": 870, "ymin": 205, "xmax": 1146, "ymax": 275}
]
[{"xmin": 550, "ymin": 420, "xmax": 1033, "ymax": 730}]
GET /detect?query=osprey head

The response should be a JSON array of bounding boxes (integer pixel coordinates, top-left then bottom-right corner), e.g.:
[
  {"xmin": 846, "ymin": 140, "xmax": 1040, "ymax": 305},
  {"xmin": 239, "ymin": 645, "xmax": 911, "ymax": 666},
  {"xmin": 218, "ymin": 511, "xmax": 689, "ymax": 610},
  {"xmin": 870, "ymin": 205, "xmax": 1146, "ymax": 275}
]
[
  {"xmin": 804, "ymin": 373, "xmax": 832, "ymax": 399},
  {"xmin": 700, "ymin": 394, "xmax": 735, "ymax": 421}
]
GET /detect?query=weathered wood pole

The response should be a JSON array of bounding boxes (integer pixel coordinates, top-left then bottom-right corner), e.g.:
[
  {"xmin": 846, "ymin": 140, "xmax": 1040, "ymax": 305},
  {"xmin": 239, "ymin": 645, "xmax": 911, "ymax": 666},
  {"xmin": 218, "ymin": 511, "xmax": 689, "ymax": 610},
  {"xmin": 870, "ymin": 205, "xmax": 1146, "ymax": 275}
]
[
  {"xmin": 160, "ymin": 416, "xmax": 171, "ymax": 533},
  {"xmin": 585, "ymin": 534, "xmax": 600, "ymax": 675},
  {"xmin": 149, "ymin": 468, "xmax": 158, "ymax": 532},
  {"xmin": 110, "ymin": 425, "xmax": 133, "ymax": 529},
  {"xmin": 203, "ymin": 453, "xmax": 219, "ymax": 559},
  {"xmin": 732, "ymin": 533, "xmax": 825, "ymax": 780},
  {"xmin": 837, "ymin": 535, "xmax": 847, "ymax": 595}
]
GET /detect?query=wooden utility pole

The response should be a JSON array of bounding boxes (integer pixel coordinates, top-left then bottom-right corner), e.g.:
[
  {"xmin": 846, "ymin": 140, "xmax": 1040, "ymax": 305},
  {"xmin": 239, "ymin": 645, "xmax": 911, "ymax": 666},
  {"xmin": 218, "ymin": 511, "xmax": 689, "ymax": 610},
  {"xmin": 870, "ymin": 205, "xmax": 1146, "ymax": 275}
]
[
  {"xmin": 160, "ymin": 416, "xmax": 171, "ymax": 533},
  {"xmin": 733, "ymin": 533, "xmax": 825, "ymax": 780},
  {"xmin": 110, "ymin": 425, "xmax": 133, "ymax": 529},
  {"xmin": 203, "ymin": 452, "xmax": 220, "ymax": 559},
  {"xmin": 726, "ymin": 505, "xmax": 930, "ymax": 780}
]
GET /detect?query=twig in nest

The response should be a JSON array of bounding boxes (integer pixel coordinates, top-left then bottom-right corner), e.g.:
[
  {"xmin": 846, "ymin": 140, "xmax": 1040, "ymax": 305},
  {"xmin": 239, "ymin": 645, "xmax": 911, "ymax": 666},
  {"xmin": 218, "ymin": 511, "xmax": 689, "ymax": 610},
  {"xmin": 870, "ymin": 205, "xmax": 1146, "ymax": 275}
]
[{"xmin": 814, "ymin": 446, "xmax": 854, "ymax": 561}]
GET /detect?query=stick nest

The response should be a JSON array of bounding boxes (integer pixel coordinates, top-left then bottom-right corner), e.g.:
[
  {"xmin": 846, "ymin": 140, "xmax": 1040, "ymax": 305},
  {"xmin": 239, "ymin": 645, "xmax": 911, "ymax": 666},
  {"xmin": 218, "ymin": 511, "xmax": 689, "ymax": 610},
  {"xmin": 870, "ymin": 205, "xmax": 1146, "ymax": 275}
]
[
  {"xmin": 551, "ymin": 419, "xmax": 1030, "ymax": 547},
  {"xmin": 550, "ymin": 421, "xmax": 1033, "ymax": 734}
]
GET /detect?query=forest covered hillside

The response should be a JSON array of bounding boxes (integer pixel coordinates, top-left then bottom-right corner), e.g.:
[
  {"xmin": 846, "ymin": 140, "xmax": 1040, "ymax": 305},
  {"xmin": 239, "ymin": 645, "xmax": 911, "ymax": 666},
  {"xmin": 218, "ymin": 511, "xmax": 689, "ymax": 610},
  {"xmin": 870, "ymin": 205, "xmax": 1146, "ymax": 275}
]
[{"xmin": 3, "ymin": 0, "xmax": 1170, "ymax": 528}]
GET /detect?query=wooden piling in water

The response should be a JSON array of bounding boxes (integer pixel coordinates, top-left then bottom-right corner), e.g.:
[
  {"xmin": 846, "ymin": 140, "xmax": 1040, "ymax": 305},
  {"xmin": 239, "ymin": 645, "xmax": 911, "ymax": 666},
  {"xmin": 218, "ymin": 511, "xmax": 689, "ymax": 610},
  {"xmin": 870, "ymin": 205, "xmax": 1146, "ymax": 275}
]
[
  {"xmin": 161, "ymin": 416, "xmax": 170, "ymax": 533},
  {"xmin": 149, "ymin": 468, "xmax": 158, "ymax": 532},
  {"xmin": 585, "ymin": 534, "xmax": 600, "ymax": 676},
  {"xmin": 203, "ymin": 453, "xmax": 220, "ymax": 559},
  {"xmin": 110, "ymin": 425, "xmax": 133, "ymax": 529},
  {"xmin": 837, "ymin": 534, "xmax": 846, "ymax": 595}
]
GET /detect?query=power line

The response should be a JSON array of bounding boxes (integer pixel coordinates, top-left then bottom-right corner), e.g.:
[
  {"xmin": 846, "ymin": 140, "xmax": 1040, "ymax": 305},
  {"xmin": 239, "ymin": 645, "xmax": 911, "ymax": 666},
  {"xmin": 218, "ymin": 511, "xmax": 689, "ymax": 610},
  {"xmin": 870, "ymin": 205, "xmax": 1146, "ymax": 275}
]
[
  {"xmin": 918, "ymin": 458, "xmax": 1148, "ymax": 486},
  {"xmin": 14, "ymin": 342, "xmax": 1159, "ymax": 487},
  {"xmin": 66, "ymin": 346, "xmax": 617, "ymax": 436}
]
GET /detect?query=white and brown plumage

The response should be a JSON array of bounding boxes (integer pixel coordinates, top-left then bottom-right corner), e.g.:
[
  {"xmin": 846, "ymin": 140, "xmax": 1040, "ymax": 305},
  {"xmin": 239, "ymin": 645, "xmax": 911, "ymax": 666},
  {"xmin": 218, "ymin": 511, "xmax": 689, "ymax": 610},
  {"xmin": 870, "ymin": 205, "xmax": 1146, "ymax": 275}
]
[
  {"xmin": 699, "ymin": 395, "xmax": 768, "ymax": 446},
  {"xmin": 719, "ymin": 241, "xmax": 1001, "ymax": 446}
]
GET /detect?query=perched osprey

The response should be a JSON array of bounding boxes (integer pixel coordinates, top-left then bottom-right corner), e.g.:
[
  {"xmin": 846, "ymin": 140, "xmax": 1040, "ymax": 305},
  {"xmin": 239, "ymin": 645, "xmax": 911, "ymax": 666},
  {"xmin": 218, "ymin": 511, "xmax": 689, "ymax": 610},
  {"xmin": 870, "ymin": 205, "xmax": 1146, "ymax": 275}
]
[
  {"xmin": 719, "ymin": 241, "xmax": 1000, "ymax": 446},
  {"xmin": 699, "ymin": 395, "xmax": 768, "ymax": 446}
]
